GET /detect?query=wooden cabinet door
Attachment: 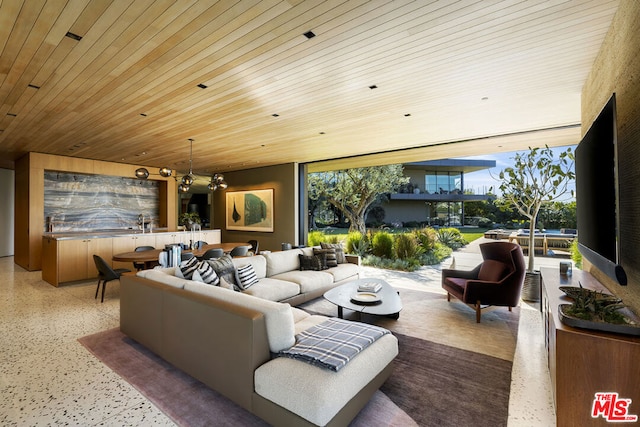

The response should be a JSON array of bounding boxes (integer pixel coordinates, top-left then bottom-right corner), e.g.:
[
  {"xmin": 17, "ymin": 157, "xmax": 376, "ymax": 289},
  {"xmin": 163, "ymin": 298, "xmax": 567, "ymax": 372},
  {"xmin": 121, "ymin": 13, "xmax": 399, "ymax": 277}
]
[
  {"xmin": 87, "ymin": 238, "xmax": 113, "ymax": 277},
  {"xmin": 155, "ymin": 233, "xmax": 183, "ymax": 248},
  {"xmin": 58, "ymin": 239, "xmax": 89, "ymax": 283},
  {"xmin": 41, "ymin": 237, "xmax": 59, "ymax": 286},
  {"xmin": 201, "ymin": 230, "xmax": 221, "ymax": 244}
]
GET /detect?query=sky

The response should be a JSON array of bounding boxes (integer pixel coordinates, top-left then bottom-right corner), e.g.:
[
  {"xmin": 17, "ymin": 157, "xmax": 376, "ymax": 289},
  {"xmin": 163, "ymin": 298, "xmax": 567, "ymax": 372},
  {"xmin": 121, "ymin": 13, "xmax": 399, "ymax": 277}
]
[{"xmin": 459, "ymin": 145, "xmax": 577, "ymax": 200}]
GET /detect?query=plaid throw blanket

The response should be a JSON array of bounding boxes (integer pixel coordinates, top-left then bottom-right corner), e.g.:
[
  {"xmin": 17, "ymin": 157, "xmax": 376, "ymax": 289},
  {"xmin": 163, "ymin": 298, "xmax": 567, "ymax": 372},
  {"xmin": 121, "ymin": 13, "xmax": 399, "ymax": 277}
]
[{"xmin": 278, "ymin": 318, "xmax": 390, "ymax": 372}]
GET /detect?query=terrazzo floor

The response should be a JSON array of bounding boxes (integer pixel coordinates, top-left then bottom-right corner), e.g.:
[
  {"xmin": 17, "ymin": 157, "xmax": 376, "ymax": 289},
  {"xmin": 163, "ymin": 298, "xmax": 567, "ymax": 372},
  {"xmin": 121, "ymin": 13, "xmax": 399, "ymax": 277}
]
[{"xmin": 0, "ymin": 238, "xmax": 557, "ymax": 426}]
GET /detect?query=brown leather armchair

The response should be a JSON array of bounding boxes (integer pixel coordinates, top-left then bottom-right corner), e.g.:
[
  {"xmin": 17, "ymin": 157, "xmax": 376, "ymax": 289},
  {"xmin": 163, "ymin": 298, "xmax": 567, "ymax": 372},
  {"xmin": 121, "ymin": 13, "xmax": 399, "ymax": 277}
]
[{"xmin": 442, "ymin": 241, "xmax": 526, "ymax": 322}]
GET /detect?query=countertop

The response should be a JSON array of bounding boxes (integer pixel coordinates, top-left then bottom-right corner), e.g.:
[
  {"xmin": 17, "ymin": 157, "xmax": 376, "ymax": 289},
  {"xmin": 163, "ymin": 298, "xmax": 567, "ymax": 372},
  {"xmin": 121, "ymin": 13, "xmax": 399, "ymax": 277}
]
[{"xmin": 42, "ymin": 229, "xmax": 218, "ymax": 240}]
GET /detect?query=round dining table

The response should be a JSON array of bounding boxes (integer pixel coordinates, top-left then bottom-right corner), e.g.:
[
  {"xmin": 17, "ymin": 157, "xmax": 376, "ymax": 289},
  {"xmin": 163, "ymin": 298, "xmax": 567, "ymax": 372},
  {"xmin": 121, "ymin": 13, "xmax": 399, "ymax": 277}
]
[{"xmin": 113, "ymin": 242, "xmax": 250, "ymax": 269}]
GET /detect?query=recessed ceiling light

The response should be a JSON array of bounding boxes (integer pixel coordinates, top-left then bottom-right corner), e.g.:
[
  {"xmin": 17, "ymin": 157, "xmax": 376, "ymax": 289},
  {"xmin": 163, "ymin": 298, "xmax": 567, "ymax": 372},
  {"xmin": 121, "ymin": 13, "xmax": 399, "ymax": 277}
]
[
  {"xmin": 197, "ymin": 83, "xmax": 208, "ymax": 89},
  {"xmin": 65, "ymin": 32, "xmax": 82, "ymax": 41},
  {"xmin": 303, "ymin": 31, "xmax": 316, "ymax": 39},
  {"xmin": 369, "ymin": 85, "xmax": 378, "ymax": 90}
]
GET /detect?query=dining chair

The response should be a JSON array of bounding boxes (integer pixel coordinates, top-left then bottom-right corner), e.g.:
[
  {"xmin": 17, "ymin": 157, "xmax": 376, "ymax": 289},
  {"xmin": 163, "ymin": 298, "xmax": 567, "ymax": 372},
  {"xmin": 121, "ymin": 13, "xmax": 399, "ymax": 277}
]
[
  {"xmin": 229, "ymin": 245, "xmax": 250, "ymax": 257},
  {"xmin": 93, "ymin": 255, "xmax": 131, "ymax": 303},
  {"xmin": 201, "ymin": 248, "xmax": 224, "ymax": 260},
  {"xmin": 133, "ymin": 246, "xmax": 155, "ymax": 271},
  {"xmin": 247, "ymin": 239, "xmax": 259, "ymax": 255}
]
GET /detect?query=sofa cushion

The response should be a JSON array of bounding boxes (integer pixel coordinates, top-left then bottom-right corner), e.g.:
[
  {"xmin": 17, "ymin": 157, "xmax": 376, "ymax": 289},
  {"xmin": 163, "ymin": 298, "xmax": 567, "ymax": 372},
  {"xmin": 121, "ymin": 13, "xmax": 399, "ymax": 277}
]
[
  {"xmin": 236, "ymin": 263, "xmax": 259, "ymax": 290},
  {"xmin": 136, "ymin": 269, "xmax": 188, "ymax": 289},
  {"xmin": 325, "ymin": 263, "xmax": 360, "ymax": 283},
  {"xmin": 206, "ymin": 255, "xmax": 239, "ymax": 289},
  {"xmin": 184, "ymin": 281, "xmax": 296, "ymax": 353},
  {"xmin": 321, "ymin": 242, "xmax": 346, "ymax": 264},
  {"xmin": 271, "ymin": 270, "xmax": 333, "ymax": 294},
  {"xmin": 314, "ymin": 248, "xmax": 337, "ymax": 268},
  {"xmin": 263, "ymin": 249, "xmax": 303, "ymax": 276},
  {"xmin": 254, "ymin": 333, "xmax": 398, "ymax": 426},
  {"xmin": 293, "ymin": 314, "xmax": 328, "ymax": 335},
  {"xmin": 242, "ymin": 278, "xmax": 300, "ymax": 302}
]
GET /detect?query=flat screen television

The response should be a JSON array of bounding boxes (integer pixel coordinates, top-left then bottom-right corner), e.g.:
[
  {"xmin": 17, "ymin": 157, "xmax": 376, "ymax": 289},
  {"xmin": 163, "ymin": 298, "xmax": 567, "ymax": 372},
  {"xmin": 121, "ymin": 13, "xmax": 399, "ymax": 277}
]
[{"xmin": 575, "ymin": 94, "xmax": 627, "ymax": 285}]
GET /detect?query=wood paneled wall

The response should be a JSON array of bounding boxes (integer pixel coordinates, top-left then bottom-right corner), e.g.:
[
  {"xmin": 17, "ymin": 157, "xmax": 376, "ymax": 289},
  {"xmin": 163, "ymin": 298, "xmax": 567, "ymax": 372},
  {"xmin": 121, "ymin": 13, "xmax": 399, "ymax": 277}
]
[
  {"xmin": 582, "ymin": 0, "xmax": 640, "ymax": 313},
  {"xmin": 15, "ymin": 153, "xmax": 177, "ymax": 271}
]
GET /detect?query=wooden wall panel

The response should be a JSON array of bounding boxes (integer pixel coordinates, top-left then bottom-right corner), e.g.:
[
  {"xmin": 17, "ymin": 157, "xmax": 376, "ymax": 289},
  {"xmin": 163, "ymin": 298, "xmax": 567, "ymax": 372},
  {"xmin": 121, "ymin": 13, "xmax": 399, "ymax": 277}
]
[{"xmin": 582, "ymin": 1, "xmax": 640, "ymax": 313}]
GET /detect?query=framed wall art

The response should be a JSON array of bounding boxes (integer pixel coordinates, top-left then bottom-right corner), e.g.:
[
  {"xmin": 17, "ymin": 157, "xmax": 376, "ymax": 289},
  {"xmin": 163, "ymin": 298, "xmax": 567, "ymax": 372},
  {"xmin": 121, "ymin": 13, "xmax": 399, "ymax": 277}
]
[{"xmin": 225, "ymin": 189, "xmax": 274, "ymax": 232}]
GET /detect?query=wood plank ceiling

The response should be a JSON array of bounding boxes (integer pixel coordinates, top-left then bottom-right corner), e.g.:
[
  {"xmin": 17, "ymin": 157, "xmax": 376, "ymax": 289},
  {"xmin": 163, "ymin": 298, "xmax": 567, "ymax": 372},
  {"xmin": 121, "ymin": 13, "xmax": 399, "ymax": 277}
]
[{"xmin": 0, "ymin": 0, "xmax": 620, "ymax": 175}]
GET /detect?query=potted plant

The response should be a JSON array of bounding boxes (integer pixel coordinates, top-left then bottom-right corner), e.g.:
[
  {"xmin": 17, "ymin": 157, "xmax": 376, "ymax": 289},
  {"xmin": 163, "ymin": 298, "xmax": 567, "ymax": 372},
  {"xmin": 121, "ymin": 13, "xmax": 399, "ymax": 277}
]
[
  {"xmin": 559, "ymin": 284, "xmax": 640, "ymax": 336},
  {"xmin": 495, "ymin": 146, "xmax": 575, "ymax": 302},
  {"xmin": 179, "ymin": 212, "xmax": 201, "ymax": 229}
]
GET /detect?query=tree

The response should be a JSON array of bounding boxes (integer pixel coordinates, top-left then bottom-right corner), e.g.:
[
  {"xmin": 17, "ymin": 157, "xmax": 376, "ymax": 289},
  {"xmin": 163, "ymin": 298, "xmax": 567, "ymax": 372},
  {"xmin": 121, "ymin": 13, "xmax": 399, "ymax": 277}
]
[
  {"xmin": 495, "ymin": 146, "xmax": 575, "ymax": 272},
  {"xmin": 309, "ymin": 165, "xmax": 409, "ymax": 233}
]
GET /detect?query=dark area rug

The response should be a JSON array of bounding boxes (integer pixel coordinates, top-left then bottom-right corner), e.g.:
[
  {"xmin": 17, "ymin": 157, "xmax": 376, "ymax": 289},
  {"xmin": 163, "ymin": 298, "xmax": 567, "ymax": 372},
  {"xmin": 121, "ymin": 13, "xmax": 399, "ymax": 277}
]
[
  {"xmin": 381, "ymin": 332, "xmax": 512, "ymax": 427},
  {"xmin": 80, "ymin": 325, "xmax": 514, "ymax": 426}
]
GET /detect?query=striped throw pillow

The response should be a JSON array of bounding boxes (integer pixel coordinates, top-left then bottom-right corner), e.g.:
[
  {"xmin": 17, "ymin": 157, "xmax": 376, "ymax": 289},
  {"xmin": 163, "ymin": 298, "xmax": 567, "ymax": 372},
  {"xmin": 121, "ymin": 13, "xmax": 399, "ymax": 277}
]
[
  {"xmin": 194, "ymin": 260, "xmax": 220, "ymax": 286},
  {"xmin": 178, "ymin": 256, "xmax": 199, "ymax": 280},
  {"xmin": 236, "ymin": 263, "xmax": 259, "ymax": 290},
  {"xmin": 321, "ymin": 242, "xmax": 346, "ymax": 264},
  {"xmin": 314, "ymin": 248, "xmax": 337, "ymax": 268}
]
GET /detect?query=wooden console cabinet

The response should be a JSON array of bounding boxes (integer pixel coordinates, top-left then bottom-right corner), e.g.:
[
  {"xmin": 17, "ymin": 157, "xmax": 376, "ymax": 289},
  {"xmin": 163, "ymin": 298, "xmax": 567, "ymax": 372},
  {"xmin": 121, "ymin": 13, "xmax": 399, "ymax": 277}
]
[{"xmin": 541, "ymin": 267, "xmax": 640, "ymax": 426}]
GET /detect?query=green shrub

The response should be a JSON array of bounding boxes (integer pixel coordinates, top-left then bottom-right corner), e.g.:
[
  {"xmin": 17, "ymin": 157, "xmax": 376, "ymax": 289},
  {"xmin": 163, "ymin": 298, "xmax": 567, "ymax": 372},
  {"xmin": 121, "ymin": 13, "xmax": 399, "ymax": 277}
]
[
  {"xmin": 413, "ymin": 227, "xmax": 438, "ymax": 252},
  {"xmin": 394, "ymin": 233, "xmax": 422, "ymax": 260},
  {"xmin": 436, "ymin": 227, "xmax": 466, "ymax": 249},
  {"xmin": 371, "ymin": 231, "xmax": 394, "ymax": 258},
  {"xmin": 307, "ymin": 230, "xmax": 325, "ymax": 246},
  {"xmin": 571, "ymin": 238, "xmax": 582, "ymax": 269},
  {"xmin": 346, "ymin": 231, "xmax": 370, "ymax": 256},
  {"xmin": 361, "ymin": 255, "xmax": 422, "ymax": 272}
]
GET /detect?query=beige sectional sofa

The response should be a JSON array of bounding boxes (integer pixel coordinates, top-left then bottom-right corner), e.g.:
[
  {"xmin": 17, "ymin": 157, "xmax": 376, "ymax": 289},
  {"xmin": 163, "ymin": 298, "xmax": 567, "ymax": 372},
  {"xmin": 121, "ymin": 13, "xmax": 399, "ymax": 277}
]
[
  {"xmin": 120, "ymin": 248, "xmax": 398, "ymax": 426},
  {"xmin": 231, "ymin": 247, "xmax": 362, "ymax": 306}
]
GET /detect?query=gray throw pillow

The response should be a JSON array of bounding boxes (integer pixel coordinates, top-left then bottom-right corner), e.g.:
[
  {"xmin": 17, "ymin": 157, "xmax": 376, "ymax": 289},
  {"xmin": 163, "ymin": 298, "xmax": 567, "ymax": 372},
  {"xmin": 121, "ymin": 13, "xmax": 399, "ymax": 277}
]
[
  {"xmin": 299, "ymin": 254, "xmax": 325, "ymax": 271},
  {"xmin": 206, "ymin": 255, "xmax": 239, "ymax": 290}
]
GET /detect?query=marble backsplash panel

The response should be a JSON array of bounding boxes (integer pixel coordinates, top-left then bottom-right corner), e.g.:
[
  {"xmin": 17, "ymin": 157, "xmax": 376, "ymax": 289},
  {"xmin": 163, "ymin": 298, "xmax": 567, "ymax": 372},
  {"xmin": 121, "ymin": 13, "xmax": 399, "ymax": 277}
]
[{"xmin": 44, "ymin": 171, "xmax": 160, "ymax": 232}]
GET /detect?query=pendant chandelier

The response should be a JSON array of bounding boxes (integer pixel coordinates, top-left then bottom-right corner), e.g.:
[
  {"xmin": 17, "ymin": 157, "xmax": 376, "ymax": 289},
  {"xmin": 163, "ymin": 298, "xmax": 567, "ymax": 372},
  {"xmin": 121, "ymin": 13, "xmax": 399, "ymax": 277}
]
[
  {"xmin": 135, "ymin": 137, "xmax": 228, "ymax": 192},
  {"xmin": 208, "ymin": 173, "xmax": 228, "ymax": 191},
  {"xmin": 134, "ymin": 166, "xmax": 172, "ymax": 179},
  {"xmin": 178, "ymin": 139, "xmax": 195, "ymax": 193}
]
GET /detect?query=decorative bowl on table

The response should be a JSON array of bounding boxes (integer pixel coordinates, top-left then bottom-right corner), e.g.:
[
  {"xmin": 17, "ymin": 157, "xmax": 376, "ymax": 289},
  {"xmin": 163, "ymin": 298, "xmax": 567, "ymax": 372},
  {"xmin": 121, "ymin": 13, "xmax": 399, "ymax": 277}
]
[{"xmin": 351, "ymin": 292, "xmax": 382, "ymax": 305}]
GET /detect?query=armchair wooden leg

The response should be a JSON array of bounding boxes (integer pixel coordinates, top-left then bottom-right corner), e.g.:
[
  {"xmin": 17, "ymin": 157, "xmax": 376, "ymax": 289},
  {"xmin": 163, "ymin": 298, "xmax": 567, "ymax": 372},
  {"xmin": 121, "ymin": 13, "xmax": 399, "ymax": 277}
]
[
  {"xmin": 475, "ymin": 300, "xmax": 481, "ymax": 323},
  {"xmin": 509, "ymin": 306, "xmax": 512, "ymax": 312},
  {"xmin": 447, "ymin": 293, "xmax": 451, "ymax": 302}
]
